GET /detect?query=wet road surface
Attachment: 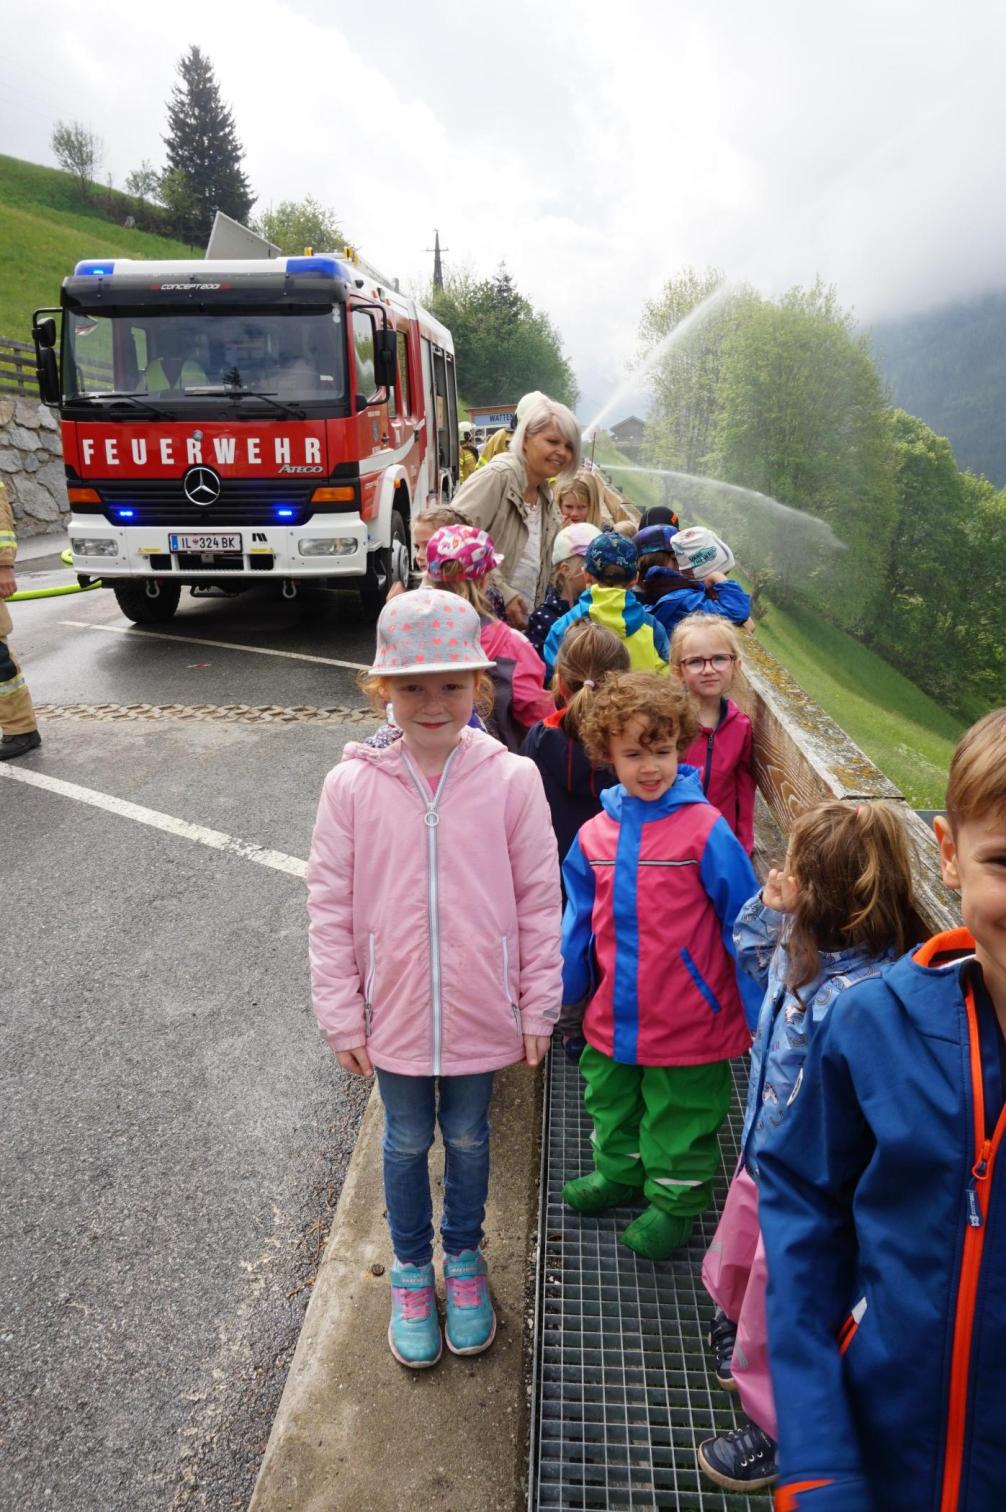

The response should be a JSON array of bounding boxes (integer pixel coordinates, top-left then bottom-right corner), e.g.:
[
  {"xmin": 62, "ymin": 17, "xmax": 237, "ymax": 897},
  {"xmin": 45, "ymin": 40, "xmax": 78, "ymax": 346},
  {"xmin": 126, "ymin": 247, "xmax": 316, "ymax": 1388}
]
[{"xmin": 3, "ymin": 563, "xmax": 382, "ymax": 1511}]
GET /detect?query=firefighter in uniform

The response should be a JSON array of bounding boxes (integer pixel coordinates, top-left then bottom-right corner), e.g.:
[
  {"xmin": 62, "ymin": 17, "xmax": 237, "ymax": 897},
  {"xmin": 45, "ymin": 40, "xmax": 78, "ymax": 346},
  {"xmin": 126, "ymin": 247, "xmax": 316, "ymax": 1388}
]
[
  {"xmin": 0, "ymin": 482, "xmax": 42, "ymax": 760},
  {"xmin": 458, "ymin": 421, "xmax": 479, "ymax": 483}
]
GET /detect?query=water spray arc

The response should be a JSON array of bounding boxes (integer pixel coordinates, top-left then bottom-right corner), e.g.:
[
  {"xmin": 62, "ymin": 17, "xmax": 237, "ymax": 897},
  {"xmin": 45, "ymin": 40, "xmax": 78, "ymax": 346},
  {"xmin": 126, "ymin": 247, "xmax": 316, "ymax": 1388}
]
[{"xmin": 581, "ymin": 282, "xmax": 736, "ymax": 443}]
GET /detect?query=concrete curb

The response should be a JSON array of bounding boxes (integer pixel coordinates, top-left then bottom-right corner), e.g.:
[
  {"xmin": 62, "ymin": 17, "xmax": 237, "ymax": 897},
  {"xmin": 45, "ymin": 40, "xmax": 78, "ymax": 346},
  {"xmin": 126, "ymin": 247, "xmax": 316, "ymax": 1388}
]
[{"xmin": 249, "ymin": 1063, "xmax": 541, "ymax": 1512}]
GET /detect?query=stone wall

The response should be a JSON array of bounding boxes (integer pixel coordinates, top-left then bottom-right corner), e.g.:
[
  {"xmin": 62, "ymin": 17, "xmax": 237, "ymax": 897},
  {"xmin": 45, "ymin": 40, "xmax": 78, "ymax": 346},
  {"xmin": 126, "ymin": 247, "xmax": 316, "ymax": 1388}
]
[{"xmin": 0, "ymin": 397, "xmax": 67, "ymax": 537}]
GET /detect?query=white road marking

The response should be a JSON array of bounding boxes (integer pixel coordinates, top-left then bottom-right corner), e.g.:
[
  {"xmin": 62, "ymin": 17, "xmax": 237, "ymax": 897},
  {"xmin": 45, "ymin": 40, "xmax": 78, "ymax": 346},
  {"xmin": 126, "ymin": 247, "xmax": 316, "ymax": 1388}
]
[
  {"xmin": 0, "ymin": 764, "xmax": 308, "ymax": 880},
  {"xmin": 59, "ymin": 619, "xmax": 370, "ymax": 672}
]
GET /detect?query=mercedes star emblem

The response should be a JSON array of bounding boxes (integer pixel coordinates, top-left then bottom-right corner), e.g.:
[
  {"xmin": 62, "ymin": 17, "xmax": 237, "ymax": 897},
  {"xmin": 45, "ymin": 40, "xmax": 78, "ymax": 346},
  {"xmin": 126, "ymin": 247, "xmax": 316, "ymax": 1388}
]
[{"xmin": 183, "ymin": 466, "xmax": 222, "ymax": 506}]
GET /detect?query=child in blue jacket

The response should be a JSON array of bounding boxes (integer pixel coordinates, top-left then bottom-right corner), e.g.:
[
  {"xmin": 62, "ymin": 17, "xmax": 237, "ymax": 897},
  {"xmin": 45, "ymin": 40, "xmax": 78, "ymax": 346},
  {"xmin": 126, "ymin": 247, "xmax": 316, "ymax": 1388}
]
[
  {"xmin": 696, "ymin": 801, "xmax": 916, "ymax": 1495},
  {"xmin": 542, "ymin": 532, "xmax": 669, "ymax": 682},
  {"xmin": 758, "ymin": 707, "xmax": 1006, "ymax": 1512},
  {"xmin": 637, "ymin": 525, "xmax": 753, "ymax": 637}
]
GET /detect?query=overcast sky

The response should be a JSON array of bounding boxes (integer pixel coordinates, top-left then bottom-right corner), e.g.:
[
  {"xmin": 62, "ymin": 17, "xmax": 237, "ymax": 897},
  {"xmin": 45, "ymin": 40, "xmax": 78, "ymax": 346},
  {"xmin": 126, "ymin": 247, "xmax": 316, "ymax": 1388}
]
[{"xmin": 3, "ymin": 0, "xmax": 1004, "ymax": 421}]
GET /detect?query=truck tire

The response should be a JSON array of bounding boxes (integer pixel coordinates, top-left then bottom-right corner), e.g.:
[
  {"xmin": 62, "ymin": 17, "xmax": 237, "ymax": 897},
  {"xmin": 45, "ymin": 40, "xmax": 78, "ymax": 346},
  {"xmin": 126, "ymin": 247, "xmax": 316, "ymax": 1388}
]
[
  {"xmin": 112, "ymin": 580, "xmax": 182, "ymax": 624},
  {"xmin": 360, "ymin": 507, "xmax": 409, "ymax": 621}
]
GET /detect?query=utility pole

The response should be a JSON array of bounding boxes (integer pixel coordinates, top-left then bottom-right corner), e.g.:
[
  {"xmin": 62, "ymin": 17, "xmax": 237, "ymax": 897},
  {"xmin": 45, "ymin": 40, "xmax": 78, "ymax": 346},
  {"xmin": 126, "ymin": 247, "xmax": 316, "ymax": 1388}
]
[{"xmin": 426, "ymin": 229, "xmax": 448, "ymax": 292}]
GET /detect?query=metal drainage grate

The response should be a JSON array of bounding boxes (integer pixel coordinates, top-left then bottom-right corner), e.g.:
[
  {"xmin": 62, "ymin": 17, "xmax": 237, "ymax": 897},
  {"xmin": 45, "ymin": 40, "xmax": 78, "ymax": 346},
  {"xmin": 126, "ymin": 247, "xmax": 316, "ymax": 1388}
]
[{"xmin": 530, "ymin": 1047, "xmax": 762, "ymax": 1511}]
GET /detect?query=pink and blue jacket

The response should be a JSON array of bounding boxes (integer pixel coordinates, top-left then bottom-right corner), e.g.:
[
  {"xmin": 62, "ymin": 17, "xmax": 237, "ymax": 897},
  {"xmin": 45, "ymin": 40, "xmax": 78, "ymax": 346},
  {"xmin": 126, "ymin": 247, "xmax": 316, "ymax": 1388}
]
[{"xmin": 561, "ymin": 767, "xmax": 761, "ymax": 1066}]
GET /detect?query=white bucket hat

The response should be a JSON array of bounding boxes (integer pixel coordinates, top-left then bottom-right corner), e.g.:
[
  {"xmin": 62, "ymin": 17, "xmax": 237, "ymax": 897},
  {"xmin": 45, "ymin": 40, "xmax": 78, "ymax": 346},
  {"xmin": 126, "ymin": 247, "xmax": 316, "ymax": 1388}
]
[
  {"xmin": 552, "ymin": 522, "xmax": 601, "ymax": 564},
  {"xmin": 671, "ymin": 526, "xmax": 734, "ymax": 579},
  {"xmin": 369, "ymin": 589, "xmax": 495, "ymax": 676}
]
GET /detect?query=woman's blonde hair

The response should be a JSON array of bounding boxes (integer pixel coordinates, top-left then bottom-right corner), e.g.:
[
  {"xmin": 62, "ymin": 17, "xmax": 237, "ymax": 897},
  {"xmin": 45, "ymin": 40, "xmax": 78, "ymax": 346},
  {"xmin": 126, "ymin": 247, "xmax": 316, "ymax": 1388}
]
[
  {"xmin": 554, "ymin": 622, "xmax": 631, "ymax": 741},
  {"xmin": 785, "ymin": 801, "xmax": 916, "ymax": 995},
  {"xmin": 670, "ymin": 613, "xmax": 743, "ymax": 668},
  {"xmin": 510, "ymin": 396, "xmax": 581, "ymax": 484}
]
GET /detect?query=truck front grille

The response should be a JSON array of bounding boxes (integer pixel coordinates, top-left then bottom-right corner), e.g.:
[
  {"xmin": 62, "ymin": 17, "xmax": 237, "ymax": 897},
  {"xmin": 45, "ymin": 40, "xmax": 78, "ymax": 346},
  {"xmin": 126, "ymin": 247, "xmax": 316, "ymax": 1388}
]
[{"xmin": 97, "ymin": 478, "xmax": 318, "ymax": 526}]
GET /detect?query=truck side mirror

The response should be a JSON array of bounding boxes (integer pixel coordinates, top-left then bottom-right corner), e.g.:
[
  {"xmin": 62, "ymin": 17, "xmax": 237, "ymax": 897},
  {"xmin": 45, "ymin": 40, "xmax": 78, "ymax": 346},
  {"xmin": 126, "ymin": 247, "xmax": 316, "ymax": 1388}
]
[
  {"xmin": 374, "ymin": 327, "xmax": 397, "ymax": 391},
  {"xmin": 32, "ymin": 315, "xmax": 61, "ymax": 405},
  {"xmin": 36, "ymin": 347, "xmax": 60, "ymax": 406}
]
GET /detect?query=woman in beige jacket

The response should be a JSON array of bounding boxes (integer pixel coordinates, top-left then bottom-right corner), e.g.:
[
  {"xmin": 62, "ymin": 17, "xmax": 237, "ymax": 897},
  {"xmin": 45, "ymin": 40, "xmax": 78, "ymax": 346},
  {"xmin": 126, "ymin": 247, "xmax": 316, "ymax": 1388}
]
[{"xmin": 454, "ymin": 396, "xmax": 580, "ymax": 630}]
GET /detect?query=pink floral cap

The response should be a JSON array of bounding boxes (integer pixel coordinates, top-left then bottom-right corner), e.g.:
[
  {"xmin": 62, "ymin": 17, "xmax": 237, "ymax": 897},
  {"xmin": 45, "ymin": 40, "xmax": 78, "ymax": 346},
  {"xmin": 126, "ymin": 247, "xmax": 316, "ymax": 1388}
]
[
  {"xmin": 368, "ymin": 588, "xmax": 496, "ymax": 676},
  {"xmin": 425, "ymin": 524, "xmax": 503, "ymax": 581}
]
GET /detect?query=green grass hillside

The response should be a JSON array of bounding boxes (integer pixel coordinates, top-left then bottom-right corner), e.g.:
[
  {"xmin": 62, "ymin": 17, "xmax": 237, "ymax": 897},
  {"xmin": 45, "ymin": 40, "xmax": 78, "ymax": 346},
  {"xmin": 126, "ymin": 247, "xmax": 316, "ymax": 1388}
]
[
  {"xmin": 751, "ymin": 596, "xmax": 964, "ymax": 809},
  {"xmin": 0, "ymin": 154, "xmax": 197, "ymax": 341}
]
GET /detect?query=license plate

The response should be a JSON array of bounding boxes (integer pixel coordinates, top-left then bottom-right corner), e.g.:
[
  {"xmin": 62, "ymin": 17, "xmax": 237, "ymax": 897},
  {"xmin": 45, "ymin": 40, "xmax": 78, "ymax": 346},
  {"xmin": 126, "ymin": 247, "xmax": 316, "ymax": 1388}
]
[{"xmin": 169, "ymin": 533, "xmax": 242, "ymax": 553}]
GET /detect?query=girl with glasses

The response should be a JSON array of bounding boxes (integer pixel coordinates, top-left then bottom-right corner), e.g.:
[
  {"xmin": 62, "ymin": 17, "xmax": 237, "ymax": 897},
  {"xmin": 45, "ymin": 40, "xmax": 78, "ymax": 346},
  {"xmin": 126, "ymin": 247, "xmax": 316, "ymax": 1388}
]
[{"xmin": 672, "ymin": 614, "xmax": 755, "ymax": 854}]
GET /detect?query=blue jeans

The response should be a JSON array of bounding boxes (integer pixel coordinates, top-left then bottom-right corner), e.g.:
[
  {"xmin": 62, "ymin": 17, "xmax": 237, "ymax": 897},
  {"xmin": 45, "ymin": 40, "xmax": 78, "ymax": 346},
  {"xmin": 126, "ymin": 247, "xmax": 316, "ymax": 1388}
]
[{"xmin": 375, "ymin": 1069, "xmax": 495, "ymax": 1266}]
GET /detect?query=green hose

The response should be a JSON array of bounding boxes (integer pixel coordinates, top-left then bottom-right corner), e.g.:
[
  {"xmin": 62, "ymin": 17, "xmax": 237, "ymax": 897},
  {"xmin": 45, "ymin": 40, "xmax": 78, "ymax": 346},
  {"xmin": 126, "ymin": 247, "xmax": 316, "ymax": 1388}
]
[
  {"xmin": 7, "ymin": 549, "xmax": 101, "ymax": 601},
  {"xmin": 10, "ymin": 579, "xmax": 101, "ymax": 601}
]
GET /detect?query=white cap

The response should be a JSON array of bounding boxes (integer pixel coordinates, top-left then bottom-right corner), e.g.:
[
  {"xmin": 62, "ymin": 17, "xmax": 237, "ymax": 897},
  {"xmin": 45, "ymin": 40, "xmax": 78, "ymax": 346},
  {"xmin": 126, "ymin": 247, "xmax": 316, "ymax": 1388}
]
[
  {"xmin": 552, "ymin": 522, "xmax": 602, "ymax": 564},
  {"xmin": 671, "ymin": 526, "xmax": 734, "ymax": 579}
]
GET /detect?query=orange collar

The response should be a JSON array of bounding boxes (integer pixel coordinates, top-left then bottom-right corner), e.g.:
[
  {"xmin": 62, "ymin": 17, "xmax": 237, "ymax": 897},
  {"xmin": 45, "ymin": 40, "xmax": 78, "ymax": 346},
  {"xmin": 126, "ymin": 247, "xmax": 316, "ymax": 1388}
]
[{"xmin": 913, "ymin": 927, "xmax": 975, "ymax": 968}]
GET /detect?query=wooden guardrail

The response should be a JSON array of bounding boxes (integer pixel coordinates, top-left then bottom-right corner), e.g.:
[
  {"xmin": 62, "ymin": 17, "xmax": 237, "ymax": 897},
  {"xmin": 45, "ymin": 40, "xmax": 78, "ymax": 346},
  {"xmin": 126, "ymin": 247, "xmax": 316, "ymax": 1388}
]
[
  {"xmin": 0, "ymin": 337, "xmax": 36, "ymax": 397},
  {"xmin": 735, "ymin": 632, "xmax": 961, "ymax": 937}
]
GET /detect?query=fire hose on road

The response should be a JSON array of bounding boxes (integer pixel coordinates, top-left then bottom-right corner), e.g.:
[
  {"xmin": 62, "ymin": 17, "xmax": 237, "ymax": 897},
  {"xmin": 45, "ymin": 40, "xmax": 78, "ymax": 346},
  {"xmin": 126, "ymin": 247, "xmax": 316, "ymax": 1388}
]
[{"xmin": 6, "ymin": 550, "xmax": 101, "ymax": 602}]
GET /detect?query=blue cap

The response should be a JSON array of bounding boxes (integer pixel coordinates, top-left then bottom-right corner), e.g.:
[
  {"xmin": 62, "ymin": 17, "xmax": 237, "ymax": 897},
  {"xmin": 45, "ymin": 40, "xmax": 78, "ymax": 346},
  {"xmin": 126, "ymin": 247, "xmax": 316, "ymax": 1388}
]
[
  {"xmin": 584, "ymin": 531, "xmax": 638, "ymax": 580},
  {"xmin": 635, "ymin": 524, "xmax": 679, "ymax": 555}
]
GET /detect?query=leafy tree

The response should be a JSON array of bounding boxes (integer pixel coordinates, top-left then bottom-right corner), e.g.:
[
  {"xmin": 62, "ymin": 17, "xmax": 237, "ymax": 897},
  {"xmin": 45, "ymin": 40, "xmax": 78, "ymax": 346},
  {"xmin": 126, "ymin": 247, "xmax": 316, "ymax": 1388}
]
[
  {"xmin": 953, "ymin": 476, "xmax": 1006, "ymax": 706},
  {"xmin": 864, "ymin": 411, "xmax": 975, "ymax": 705},
  {"xmin": 254, "ymin": 197, "xmax": 343, "ymax": 255},
  {"xmin": 124, "ymin": 160, "xmax": 160, "ymax": 202},
  {"xmin": 162, "ymin": 45, "xmax": 253, "ymax": 243},
  {"xmin": 50, "ymin": 119, "xmax": 103, "ymax": 199},
  {"xmin": 710, "ymin": 282, "xmax": 896, "ymax": 627},
  {"xmin": 158, "ymin": 167, "xmax": 200, "ymax": 241},
  {"xmin": 431, "ymin": 265, "xmax": 578, "ymax": 408},
  {"xmin": 639, "ymin": 267, "xmax": 739, "ymax": 474}
]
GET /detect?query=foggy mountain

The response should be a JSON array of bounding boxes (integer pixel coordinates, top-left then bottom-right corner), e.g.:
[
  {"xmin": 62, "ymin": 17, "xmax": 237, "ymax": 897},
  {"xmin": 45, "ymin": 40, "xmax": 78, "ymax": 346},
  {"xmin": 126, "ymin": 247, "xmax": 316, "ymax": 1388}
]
[{"xmin": 869, "ymin": 289, "xmax": 1006, "ymax": 487}]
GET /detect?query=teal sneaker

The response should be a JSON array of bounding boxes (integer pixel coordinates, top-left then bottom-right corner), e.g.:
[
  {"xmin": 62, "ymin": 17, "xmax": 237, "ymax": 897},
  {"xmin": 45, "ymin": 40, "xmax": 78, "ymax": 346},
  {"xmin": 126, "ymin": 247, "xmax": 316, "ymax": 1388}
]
[
  {"xmin": 443, "ymin": 1249, "xmax": 496, "ymax": 1356},
  {"xmin": 388, "ymin": 1260, "xmax": 442, "ymax": 1368}
]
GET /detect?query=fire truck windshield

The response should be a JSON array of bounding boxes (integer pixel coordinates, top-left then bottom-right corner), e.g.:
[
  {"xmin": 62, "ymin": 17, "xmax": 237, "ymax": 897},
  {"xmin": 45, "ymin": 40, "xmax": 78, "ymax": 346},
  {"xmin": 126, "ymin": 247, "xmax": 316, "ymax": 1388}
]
[{"xmin": 64, "ymin": 307, "xmax": 347, "ymax": 412}]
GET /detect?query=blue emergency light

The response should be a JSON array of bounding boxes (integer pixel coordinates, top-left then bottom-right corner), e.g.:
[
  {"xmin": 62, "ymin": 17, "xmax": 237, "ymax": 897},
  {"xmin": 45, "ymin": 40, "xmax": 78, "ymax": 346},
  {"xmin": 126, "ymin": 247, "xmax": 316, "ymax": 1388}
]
[
  {"xmin": 75, "ymin": 260, "xmax": 116, "ymax": 276},
  {"xmin": 116, "ymin": 509, "xmax": 135, "ymax": 519},
  {"xmin": 285, "ymin": 256, "xmax": 344, "ymax": 279},
  {"xmin": 275, "ymin": 507, "xmax": 295, "ymax": 520}
]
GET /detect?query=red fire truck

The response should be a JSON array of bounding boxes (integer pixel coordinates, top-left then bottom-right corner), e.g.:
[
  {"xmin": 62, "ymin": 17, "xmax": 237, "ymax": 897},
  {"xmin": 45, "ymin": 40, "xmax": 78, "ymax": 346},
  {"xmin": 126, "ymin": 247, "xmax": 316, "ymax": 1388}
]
[{"xmin": 31, "ymin": 249, "xmax": 460, "ymax": 622}]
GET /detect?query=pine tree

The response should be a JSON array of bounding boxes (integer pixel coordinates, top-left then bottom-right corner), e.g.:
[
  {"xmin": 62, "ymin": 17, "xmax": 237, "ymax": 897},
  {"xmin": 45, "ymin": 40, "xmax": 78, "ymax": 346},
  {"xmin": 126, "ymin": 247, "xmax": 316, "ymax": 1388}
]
[{"xmin": 162, "ymin": 45, "xmax": 254, "ymax": 243}]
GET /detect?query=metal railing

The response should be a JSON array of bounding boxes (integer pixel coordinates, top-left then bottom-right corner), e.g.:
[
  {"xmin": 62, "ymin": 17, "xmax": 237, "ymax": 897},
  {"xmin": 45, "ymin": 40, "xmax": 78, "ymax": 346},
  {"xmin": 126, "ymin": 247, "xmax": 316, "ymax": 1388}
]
[{"xmin": 0, "ymin": 336, "xmax": 35, "ymax": 397}]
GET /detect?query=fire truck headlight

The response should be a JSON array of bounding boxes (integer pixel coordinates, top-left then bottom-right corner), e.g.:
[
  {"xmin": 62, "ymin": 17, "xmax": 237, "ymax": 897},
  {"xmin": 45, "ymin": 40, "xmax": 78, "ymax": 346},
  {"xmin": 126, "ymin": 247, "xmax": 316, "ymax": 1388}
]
[
  {"xmin": 72, "ymin": 538, "xmax": 119, "ymax": 557},
  {"xmin": 298, "ymin": 539, "xmax": 358, "ymax": 557}
]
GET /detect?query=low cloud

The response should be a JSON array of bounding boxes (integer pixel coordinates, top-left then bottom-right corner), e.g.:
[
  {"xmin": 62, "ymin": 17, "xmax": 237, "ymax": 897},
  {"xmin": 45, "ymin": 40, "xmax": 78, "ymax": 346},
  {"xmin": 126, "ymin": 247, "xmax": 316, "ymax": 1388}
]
[{"xmin": 3, "ymin": 0, "xmax": 1003, "ymax": 419}]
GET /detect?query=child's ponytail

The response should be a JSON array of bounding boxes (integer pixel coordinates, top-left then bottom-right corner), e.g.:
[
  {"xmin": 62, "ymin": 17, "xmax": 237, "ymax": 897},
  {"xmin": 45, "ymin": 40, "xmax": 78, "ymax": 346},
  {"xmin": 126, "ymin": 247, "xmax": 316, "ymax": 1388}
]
[
  {"xmin": 785, "ymin": 801, "xmax": 917, "ymax": 994},
  {"xmin": 554, "ymin": 622, "xmax": 631, "ymax": 741}
]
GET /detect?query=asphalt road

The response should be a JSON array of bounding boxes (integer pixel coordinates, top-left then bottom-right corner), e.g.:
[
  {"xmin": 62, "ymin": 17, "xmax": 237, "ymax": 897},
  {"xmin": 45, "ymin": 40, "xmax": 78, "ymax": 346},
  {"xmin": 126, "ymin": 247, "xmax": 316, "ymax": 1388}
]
[{"xmin": 2, "ymin": 563, "xmax": 383, "ymax": 1511}]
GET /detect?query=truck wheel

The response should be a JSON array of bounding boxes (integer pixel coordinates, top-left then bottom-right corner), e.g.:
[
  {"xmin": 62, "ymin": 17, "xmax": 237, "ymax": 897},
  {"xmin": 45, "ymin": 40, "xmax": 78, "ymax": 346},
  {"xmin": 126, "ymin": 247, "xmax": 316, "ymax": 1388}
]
[
  {"xmin": 112, "ymin": 580, "xmax": 182, "ymax": 624},
  {"xmin": 360, "ymin": 508, "xmax": 409, "ymax": 620}
]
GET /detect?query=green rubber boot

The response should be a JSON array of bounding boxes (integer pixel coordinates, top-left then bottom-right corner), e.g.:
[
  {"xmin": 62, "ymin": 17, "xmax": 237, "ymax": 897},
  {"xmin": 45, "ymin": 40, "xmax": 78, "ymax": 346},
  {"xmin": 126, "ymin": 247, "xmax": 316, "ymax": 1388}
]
[
  {"xmin": 562, "ymin": 1171, "xmax": 641, "ymax": 1214},
  {"xmin": 620, "ymin": 1204, "xmax": 694, "ymax": 1259}
]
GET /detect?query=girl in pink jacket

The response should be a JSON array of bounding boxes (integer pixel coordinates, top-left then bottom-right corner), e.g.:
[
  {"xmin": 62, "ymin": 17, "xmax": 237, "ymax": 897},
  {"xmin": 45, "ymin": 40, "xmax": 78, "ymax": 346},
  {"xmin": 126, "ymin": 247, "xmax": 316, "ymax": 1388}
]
[
  {"xmin": 307, "ymin": 589, "xmax": 562, "ymax": 1370},
  {"xmin": 672, "ymin": 614, "xmax": 755, "ymax": 854}
]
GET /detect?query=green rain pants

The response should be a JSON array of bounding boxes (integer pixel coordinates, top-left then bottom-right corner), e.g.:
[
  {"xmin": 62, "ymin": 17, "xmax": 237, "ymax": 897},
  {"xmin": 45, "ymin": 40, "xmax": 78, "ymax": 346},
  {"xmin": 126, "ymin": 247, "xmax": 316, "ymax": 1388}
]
[{"xmin": 580, "ymin": 1045, "xmax": 732, "ymax": 1217}]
